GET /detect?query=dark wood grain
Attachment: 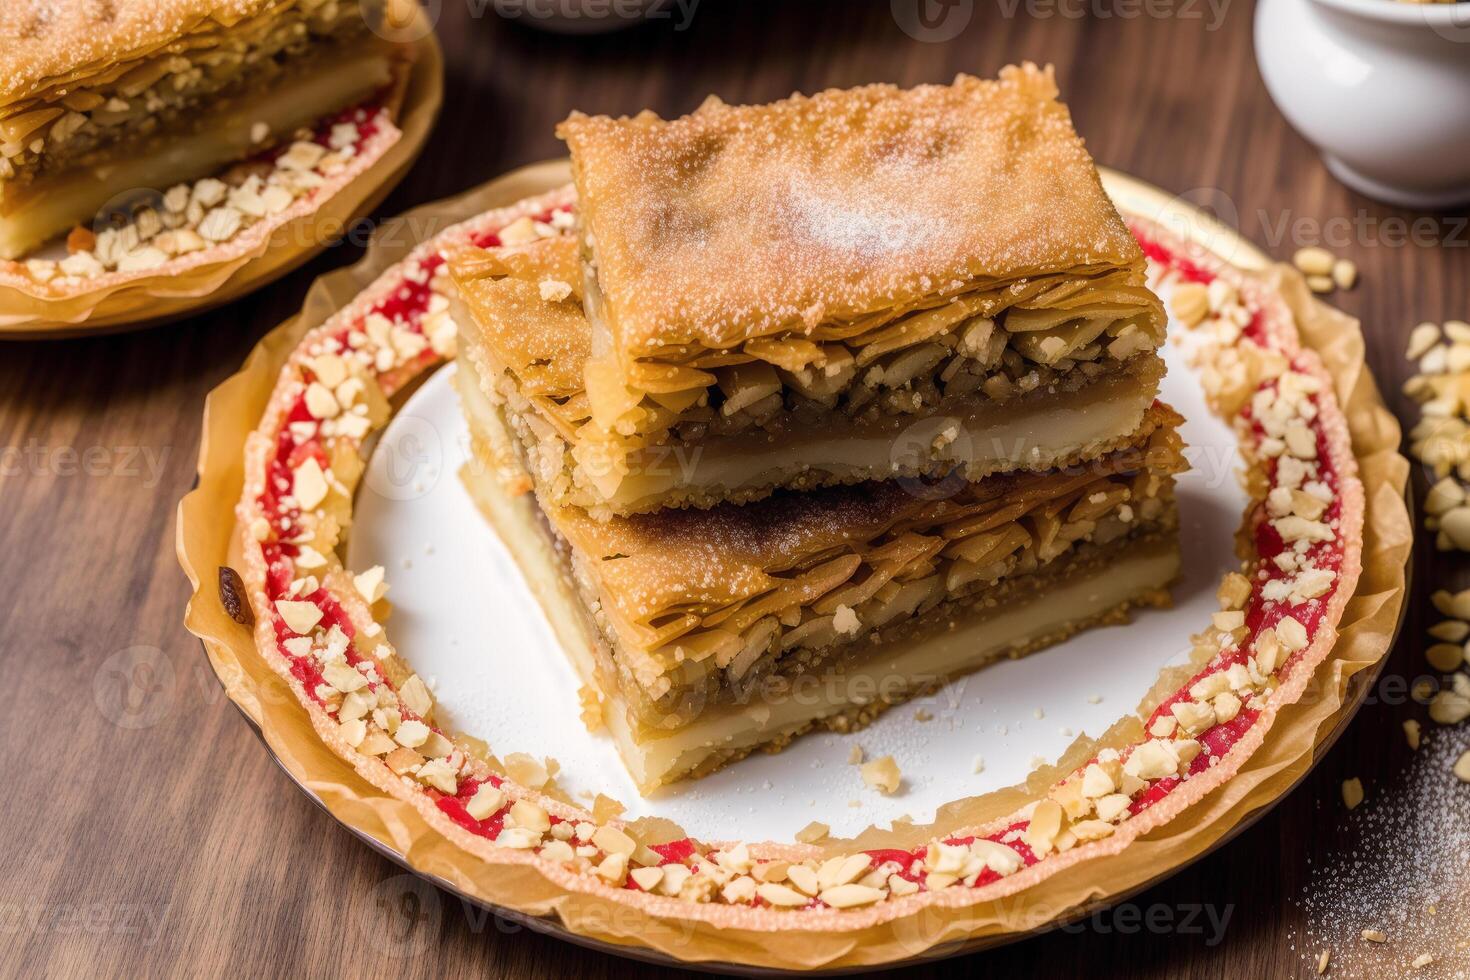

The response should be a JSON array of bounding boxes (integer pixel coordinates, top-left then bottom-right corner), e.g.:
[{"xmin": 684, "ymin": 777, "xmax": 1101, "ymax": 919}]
[{"xmin": 1, "ymin": 0, "xmax": 1464, "ymax": 975}]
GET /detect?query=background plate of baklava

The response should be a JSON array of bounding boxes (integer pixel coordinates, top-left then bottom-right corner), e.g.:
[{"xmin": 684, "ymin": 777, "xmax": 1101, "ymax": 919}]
[
  {"xmin": 182, "ymin": 70, "xmax": 1409, "ymax": 972},
  {"xmin": 0, "ymin": 0, "xmax": 441, "ymax": 337}
]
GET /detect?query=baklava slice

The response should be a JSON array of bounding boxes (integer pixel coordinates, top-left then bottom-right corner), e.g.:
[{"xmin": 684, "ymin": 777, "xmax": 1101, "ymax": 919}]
[
  {"xmin": 459, "ymin": 349, "xmax": 1187, "ymax": 791},
  {"xmin": 546, "ymin": 64, "xmax": 1167, "ymax": 517},
  {"xmin": 0, "ymin": 0, "xmax": 415, "ymax": 271}
]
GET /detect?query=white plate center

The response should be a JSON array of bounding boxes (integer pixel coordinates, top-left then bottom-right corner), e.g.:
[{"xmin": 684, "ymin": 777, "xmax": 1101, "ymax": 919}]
[{"xmin": 348, "ymin": 330, "xmax": 1245, "ymax": 841}]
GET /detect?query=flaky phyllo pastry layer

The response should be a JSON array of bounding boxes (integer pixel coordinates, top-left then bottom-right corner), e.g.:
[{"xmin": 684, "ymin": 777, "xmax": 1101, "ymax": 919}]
[
  {"xmin": 459, "ymin": 345, "xmax": 1185, "ymax": 739},
  {"xmin": 451, "ymin": 231, "xmax": 1167, "ymax": 519},
  {"xmin": 0, "ymin": 0, "xmax": 411, "ymax": 258},
  {"xmin": 536, "ymin": 64, "xmax": 1166, "ymax": 514}
]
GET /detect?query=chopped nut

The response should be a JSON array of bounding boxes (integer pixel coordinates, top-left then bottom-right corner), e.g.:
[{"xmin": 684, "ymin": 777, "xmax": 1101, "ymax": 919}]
[
  {"xmin": 756, "ymin": 882, "xmax": 809, "ymax": 907},
  {"xmin": 465, "ymin": 783, "xmax": 505, "ymax": 821},
  {"xmin": 1170, "ymin": 699, "xmax": 1217, "ymax": 735},
  {"xmin": 720, "ymin": 876, "xmax": 757, "ymax": 904},
  {"xmin": 1440, "ymin": 506, "xmax": 1470, "ymax": 550},
  {"xmin": 353, "ymin": 565, "xmax": 387, "ymax": 604},
  {"xmin": 1403, "ymin": 719, "xmax": 1422, "ymax": 751},
  {"xmin": 1432, "ymin": 589, "xmax": 1470, "ymax": 620},
  {"xmin": 1408, "ymin": 325, "xmax": 1443, "ymax": 361},
  {"xmin": 1331, "ymin": 258, "xmax": 1357, "ymax": 291},
  {"xmin": 399, "ymin": 674, "xmax": 432, "ymax": 718},
  {"xmin": 1428, "ymin": 619, "xmax": 1469, "ymax": 643},
  {"xmin": 497, "ymin": 216, "xmax": 538, "ymax": 246},
  {"xmin": 359, "ymin": 730, "xmax": 396, "ymax": 756},
  {"xmin": 1094, "ymin": 793, "xmax": 1132, "ymax": 823},
  {"xmin": 1341, "ymin": 777, "xmax": 1364, "ymax": 810},
  {"xmin": 629, "ymin": 866, "xmax": 664, "ymax": 891},
  {"xmin": 1427, "ymin": 643, "xmax": 1464, "ymax": 673},
  {"xmin": 1430, "ymin": 689, "xmax": 1470, "ymax": 725},
  {"xmin": 1069, "ymin": 819, "xmax": 1115, "ymax": 842},
  {"xmin": 508, "ymin": 799, "xmax": 550, "ymax": 833},
  {"xmin": 820, "ymin": 883, "xmax": 885, "ymax": 909},
  {"xmin": 274, "ymin": 599, "xmax": 323, "ymax": 636},
  {"xmin": 1170, "ymin": 282, "xmax": 1210, "ymax": 327},
  {"xmin": 1455, "ymin": 750, "xmax": 1470, "ymax": 783},
  {"xmin": 1411, "ymin": 953, "xmax": 1435, "ymax": 969},
  {"xmin": 1293, "ymin": 246, "xmax": 1335, "ymax": 277},
  {"xmin": 786, "ymin": 864, "xmax": 820, "ymax": 896},
  {"xmin": 494, "ymin": 827, "xmax": 540, "ymax": 849},
  {"xmin": 1022, "ymin": 799, "xmax": 1064, "ymax": 856},
  {"xmin": 1359, "ymin": 928, "xmax": 1386, "ymax": 944},
  {"xmin": 1316, "ymin": 948, "xmax": 1330, "ymax": 975},
  {"xmin": 384, "ymin": 746, "xmax": 424, "ymax": 775},
  {"xmin": 198, "ymin": 206, "xmax": 243, "ymax": 242},
  {"xmin": 1276, "ymin": 616, "xmax": 1309, "ymax": 653},
  {"xmin": 304, "ymin": 382, "xmax": 340, "ymax": 420},
  {"xmin": 816, "ymin": 853, "xmax": 872, "ymax": 891},
  {"xmin": 1217, "ymin": 571, "xmax": 1252, "ymax": 610},
  {"xmin": 591, "ymin": 824, "xmax": 637, "ymax": 857},
  {"xmin": 393, "ymin": 719, "xmax": 430, "ymax": 749},
  {"xmin": 593, "ymin": 852, "xmax": 628, "ymax": 884},
  {"xmin": 415, "ymin": 759, "xmax": 458, "ymax": 794},
  {"xmin": 292, "ymin": 457, "xmax": 330, "ymax": 511},
  {"xmin": 538, "ymin": 278, "xmax": 572, "ymax": 302},
  {"xmin": 860, "ymin": 755, "xmax": 901, "ymax": 794}
]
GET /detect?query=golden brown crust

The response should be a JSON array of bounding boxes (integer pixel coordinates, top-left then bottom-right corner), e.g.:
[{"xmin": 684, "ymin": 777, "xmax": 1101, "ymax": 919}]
[
  {"xmin": 0, "ymin": 0, "xmax": 278, "ymax": 103},
  {"xmin": 559, "ymin": 63, "xmax": 1144, "ymax": 358},
  {"xmin": 450, "ymin": 236, "xmax": 588, "ymax": 397},
  {"xmin": 547, "ymin": 403, "xmax": 1183, "ymax": 646}
]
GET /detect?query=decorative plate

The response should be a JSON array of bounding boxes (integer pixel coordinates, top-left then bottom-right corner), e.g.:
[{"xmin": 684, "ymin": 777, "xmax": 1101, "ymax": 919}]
[
  {"xmin": 0, "ymin": 9, "xmax": 442, "ymax": 339},
  {"xmin": 179, "ymin": 161, "xmax": 1411, "ymax": 971}
]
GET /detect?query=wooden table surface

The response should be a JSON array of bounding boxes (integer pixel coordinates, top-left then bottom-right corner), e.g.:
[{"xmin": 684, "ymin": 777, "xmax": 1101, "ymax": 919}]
[{"xmin": 4, "ymin": 1, "xmax": 1465, "ymax": 975}]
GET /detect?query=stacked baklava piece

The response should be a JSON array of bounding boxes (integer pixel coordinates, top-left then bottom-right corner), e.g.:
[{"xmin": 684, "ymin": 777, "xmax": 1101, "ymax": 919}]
[
  {"xmin": 450, "ymin": 65, "xmax": 1187, "ymax": 792},
  {"xmin": 0, "ymin": 0, "xmax": 411, "ymax": 260}
]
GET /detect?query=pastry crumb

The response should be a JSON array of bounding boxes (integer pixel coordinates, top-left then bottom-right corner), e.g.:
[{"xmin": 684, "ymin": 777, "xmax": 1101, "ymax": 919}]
[{"xmin": 861, "ymin": 756, "xmax": 902, "ymax": 795}]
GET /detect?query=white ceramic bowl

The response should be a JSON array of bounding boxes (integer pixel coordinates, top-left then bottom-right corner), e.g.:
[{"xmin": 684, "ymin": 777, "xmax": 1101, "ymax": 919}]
[{"xmin": 1255, "ymin": 0, "xmax": 1470, "ymax": 209}]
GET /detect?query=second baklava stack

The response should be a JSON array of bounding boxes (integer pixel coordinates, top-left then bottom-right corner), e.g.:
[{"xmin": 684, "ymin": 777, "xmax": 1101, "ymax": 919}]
[{"xmin": 449, "ymin": 64, "xmax": 1187, "ymax": 793}]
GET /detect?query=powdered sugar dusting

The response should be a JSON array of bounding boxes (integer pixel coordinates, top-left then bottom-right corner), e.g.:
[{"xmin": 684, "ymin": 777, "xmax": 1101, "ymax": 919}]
[
  {"xmin": 560, "ymin": 65, "xmax": 1145, "ymax": 355},
  {"xmin": 775, "ymin": 166, "xmax": 939, "ymax": 262},
  {"xmin": 1291, "ymin": 729, "xmax": 1470, "ymax": 976}
]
